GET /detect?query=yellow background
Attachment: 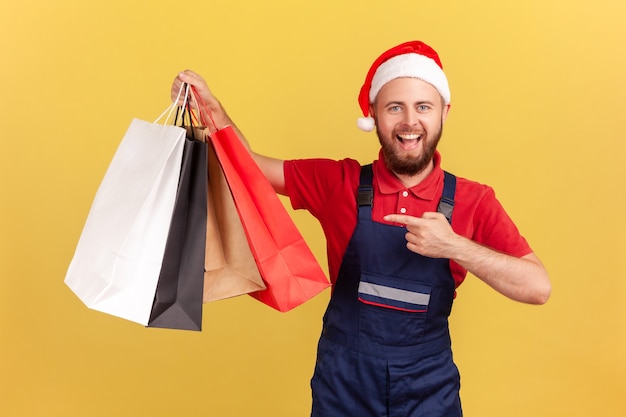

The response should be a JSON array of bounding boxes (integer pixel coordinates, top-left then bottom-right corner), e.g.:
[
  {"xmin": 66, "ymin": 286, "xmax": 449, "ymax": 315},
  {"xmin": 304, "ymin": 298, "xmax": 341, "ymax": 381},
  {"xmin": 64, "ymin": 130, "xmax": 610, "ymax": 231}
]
[{"xmin": 2, "ymin": 0, "xmax": 625, "ymax": 416}]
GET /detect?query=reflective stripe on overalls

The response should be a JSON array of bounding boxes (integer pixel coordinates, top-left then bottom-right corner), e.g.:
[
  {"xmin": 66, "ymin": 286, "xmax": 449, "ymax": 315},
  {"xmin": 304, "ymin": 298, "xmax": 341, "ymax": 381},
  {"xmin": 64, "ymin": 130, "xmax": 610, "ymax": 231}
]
[{"xmin": 311, "ymin": 165, "xmax": 463, "ymax": 417}]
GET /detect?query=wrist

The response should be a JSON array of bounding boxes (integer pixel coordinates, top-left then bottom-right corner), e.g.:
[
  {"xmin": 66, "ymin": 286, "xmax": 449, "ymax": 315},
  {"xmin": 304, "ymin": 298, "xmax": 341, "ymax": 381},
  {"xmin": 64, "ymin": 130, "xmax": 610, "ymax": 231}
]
[
  {"xmin": 200, "ymin": 99, "xmax": 231, "ymax": 131},
  {"xmin": 445, "ymin": 234, "xmax": 475, "ymax": 262}
]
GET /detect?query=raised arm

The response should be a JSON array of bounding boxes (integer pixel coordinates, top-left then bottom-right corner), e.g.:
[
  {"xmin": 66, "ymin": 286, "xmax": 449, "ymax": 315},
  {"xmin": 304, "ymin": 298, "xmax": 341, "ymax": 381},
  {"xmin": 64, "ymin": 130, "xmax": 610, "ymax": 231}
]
[{"xmin": 172, "ymin": 70, "xmax": 287, "ymax": 195}]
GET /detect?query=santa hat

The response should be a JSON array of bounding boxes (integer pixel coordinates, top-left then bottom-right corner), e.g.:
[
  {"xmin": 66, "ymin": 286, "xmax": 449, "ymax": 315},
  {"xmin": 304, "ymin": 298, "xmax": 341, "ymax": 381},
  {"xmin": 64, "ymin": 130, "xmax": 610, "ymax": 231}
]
[{"xmin": 357, "ymin": 40, "xmax": 450, "ymax": 132}]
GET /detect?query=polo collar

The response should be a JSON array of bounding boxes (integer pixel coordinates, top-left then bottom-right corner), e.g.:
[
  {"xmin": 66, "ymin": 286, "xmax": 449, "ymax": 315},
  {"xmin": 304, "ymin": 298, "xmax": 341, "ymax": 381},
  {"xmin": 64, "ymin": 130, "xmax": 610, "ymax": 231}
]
[{"xmin": 373, "ymin": 150, "xmax": 444, "ymax": 201}]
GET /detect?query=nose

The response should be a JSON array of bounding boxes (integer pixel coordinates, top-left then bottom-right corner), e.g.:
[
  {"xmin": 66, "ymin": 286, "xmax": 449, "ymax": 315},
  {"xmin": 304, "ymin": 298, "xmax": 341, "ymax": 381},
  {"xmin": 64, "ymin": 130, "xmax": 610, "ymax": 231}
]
[{"xmin": 403, "ymin": 109, "xmax": 420, "ymax": 127}]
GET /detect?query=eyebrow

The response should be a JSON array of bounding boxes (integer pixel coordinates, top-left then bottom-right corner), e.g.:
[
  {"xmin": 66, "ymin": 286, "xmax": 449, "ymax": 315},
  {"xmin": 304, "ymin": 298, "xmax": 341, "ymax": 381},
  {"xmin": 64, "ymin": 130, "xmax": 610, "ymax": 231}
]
[{"xmin": 383, "ymin": 100, "xmax": 435, "ymax": 107}]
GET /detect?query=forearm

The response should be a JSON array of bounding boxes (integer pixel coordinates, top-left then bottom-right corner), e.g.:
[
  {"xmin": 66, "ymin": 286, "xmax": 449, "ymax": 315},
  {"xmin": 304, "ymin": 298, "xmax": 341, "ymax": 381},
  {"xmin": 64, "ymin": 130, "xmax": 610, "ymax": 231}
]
[
  {"xmin": 200, "ymin": 97, "xmax": 287, "ymax": 195},
  {"xmin": 448, "ymin": 235, "xmax": 551, "ymax": 305}
]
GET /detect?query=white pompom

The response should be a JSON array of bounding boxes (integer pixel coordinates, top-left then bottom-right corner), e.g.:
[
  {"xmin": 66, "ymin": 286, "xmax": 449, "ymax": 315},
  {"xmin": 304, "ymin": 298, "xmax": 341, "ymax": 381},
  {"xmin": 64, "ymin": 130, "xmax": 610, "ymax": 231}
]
[{"xmin": 357, "ymin": 117, "xmax": 375, "ymax": 132}]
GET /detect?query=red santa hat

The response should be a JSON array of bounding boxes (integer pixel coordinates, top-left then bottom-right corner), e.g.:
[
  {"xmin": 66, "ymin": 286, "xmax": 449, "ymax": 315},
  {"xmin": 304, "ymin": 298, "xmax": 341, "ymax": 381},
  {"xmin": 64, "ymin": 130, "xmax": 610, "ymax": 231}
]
[{"xmin": 357, "ymin": 40, "xmax": 450, "ymax": 132}]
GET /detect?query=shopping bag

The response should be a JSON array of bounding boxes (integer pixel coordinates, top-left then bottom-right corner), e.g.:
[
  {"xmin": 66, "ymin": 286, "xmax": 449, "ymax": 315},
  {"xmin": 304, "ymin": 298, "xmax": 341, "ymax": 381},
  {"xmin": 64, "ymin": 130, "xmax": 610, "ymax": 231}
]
[
  {"xmin": 209, "ymin": 125, "xmax": 331, "ymax": 312},
  {"xmin": 65, "ymin": 118, "xmax": 187, "ymax": 325},
  {"xmin": 169, "ymin": 100, "xmax": 266, "ymax": 303},
  {"xmin": 203, "ymin": 140, "xmax": 267, "ymax": 301},
  {"xmin": 147, "ymin": 127, "xmax": 208, "ymax": 331}
]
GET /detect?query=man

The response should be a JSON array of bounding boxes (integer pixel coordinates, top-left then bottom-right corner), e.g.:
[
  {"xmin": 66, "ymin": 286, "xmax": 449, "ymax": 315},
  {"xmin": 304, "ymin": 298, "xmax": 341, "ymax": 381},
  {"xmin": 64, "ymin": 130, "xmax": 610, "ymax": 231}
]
[{"xmin": 172, "ymin": 40, "xmax": 551, "ymax": 417}]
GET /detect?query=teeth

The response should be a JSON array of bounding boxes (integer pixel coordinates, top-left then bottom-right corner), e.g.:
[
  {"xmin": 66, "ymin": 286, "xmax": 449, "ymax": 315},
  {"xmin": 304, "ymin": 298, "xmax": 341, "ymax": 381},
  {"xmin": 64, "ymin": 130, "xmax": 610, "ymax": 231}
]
[{"xmin": 398, "ymin": 134, "xmax": 421, "ymax": 140}]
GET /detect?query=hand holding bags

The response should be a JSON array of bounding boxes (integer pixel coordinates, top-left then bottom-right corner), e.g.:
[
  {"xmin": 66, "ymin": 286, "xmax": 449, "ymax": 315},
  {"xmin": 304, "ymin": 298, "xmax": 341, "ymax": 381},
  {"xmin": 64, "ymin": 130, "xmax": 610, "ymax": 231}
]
[
  {"xmin": 192, "ymin": 88, "xmax": 330, "ymax": 312},
  {"xmin": 65, "ymin": 82, "xmax": 329, "ymax": 330}
]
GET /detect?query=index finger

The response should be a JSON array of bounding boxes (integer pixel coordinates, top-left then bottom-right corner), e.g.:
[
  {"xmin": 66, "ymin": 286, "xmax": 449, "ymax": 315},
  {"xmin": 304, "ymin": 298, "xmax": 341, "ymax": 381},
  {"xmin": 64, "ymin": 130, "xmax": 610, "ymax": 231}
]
[{"xmin": 383, "ymin": 214, "xmax": 420, "ymax": 226}]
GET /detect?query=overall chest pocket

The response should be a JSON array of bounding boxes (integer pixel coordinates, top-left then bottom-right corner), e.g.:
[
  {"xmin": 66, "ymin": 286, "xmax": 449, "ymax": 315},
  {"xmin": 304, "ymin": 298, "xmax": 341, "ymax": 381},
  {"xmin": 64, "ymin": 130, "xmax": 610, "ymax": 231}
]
[{"xmin": 358, "ymin": 272, "xmax": 432, "ymax": 346}]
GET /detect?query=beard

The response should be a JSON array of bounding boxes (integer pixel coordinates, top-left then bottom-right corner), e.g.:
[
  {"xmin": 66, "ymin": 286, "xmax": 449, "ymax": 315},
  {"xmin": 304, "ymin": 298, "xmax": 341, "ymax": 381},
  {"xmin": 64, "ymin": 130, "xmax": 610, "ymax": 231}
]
[{"xmin": 378, "ymin": 123, "xmax": 443, "ymax": 177}]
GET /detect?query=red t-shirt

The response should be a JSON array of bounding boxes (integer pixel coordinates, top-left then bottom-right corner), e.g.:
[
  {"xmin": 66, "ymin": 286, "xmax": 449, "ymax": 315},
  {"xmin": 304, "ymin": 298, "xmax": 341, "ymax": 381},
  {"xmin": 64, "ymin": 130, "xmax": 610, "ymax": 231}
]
[{"xmin": 284, "ymin": 150, "xmax": 532, "ymax": 289}]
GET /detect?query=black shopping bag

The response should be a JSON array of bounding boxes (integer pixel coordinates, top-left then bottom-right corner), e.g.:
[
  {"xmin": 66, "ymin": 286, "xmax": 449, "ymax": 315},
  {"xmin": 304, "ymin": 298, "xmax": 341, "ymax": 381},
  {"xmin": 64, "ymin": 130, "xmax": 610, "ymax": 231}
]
[{"xmin": 148, "ymin": 131, "xmax": 208, "ymax": 331}]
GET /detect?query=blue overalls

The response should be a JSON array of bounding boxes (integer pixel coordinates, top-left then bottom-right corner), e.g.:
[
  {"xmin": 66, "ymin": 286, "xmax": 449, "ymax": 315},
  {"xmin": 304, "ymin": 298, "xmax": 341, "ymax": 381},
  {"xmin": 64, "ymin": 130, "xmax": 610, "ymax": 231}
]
[{"xmin": 310, "ymin": 165, "xmax": 463, "ymax": 417}]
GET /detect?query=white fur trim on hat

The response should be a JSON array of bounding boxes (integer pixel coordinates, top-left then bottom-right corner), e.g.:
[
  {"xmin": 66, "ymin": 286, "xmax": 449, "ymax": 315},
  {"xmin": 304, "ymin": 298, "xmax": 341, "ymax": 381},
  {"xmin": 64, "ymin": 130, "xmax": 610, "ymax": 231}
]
[
  {"xmin": 357, "ymin": 116, "xmax": 376, "ymax": 132},
  {"xmin": 369, "ymin": 53, "xmax": 450, "ymax": 105}
]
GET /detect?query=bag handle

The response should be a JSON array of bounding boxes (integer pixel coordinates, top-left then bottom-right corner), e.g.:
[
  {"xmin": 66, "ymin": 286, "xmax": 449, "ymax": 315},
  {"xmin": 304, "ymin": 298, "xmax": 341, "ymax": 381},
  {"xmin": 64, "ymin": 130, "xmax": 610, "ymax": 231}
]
[
  {"xmin": 190, "ymin": 87, "xmax": 218, "ymax": 132},
  {"xmin": 154, "ymin": 83, "xmax": 193, "ymax": 125},
  {"xmin": 179, "ymin": 85, "xmax": 202, "ymax": 128},
  {"xmin": 173, "ymin": 95, "xmax": 199, "ymax": 129},
  {"xmin": 179, "ymin": 84, "xmax": 209, "ymax": 141}
]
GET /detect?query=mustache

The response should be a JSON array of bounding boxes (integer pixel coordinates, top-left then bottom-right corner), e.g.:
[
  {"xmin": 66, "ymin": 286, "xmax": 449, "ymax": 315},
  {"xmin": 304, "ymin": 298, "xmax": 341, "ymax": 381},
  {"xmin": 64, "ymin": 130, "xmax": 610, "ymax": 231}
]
[{"xmin": 394, "ymin": 127, "xmax": 424, "ymax": 135}]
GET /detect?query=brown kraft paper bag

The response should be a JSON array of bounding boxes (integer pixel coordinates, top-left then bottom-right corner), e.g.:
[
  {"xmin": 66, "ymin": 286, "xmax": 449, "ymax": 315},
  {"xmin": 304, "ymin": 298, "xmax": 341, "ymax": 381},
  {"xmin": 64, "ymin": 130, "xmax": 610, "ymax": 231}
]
[{"xmin": 203, "ymin": 135, "xmax": 266, "ymax": 301}]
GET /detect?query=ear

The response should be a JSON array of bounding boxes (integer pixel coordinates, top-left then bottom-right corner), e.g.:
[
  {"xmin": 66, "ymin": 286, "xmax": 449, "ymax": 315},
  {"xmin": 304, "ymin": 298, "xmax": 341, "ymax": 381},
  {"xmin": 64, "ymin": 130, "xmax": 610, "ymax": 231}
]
[{"xmin": 441, "ymin": 103, "xmax": 451, "ymax": 123}]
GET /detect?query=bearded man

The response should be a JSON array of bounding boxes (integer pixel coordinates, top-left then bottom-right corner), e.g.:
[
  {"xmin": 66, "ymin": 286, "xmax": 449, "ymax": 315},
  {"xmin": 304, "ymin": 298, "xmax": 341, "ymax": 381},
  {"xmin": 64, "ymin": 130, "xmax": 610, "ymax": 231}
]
[{"xmin": 172, "ymin": 40, "xmax": 551, "ymax": 417}]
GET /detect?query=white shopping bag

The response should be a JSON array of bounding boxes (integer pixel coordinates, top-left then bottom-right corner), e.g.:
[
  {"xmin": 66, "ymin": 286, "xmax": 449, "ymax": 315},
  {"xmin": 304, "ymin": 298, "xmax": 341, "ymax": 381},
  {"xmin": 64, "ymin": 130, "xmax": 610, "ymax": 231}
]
[{"xmin": 65, "ymin": 118, "xmax": 187, "ymax": 325}]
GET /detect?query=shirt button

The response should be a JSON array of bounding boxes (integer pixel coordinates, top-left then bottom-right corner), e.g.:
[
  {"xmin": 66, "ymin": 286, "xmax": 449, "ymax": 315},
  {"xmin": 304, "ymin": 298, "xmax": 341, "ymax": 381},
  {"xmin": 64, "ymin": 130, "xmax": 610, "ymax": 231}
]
[
  {"xmin": 402, "ymin": 191, "xmax": 409, "ymax": 197},
  {"xmin": 400, "ymin": 208, "xmax": 407, "ymax": 214}
]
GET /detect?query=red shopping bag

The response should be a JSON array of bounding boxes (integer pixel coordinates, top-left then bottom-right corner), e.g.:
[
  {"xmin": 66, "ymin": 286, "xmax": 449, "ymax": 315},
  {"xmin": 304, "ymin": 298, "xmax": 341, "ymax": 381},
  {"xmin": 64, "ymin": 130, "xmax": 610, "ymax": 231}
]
[
  {"xmin": 192, "ymin": 89, "xmax": 330, "ymax": 312},
  {"xmin": 210, "ymin": 126, "xmax": 330, "ymax": 311}
]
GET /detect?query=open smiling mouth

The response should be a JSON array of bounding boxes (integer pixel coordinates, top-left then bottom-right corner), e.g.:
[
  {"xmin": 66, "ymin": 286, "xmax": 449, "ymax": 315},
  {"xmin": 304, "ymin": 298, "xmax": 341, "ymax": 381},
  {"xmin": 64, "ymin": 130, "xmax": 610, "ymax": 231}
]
[
  {"xmin": 396, "ymin": 133, "xmax": 422, "ymax": 147},
  {"xmin": 396, "ymin": 133, "xmax": 422, "ymax": 143}
]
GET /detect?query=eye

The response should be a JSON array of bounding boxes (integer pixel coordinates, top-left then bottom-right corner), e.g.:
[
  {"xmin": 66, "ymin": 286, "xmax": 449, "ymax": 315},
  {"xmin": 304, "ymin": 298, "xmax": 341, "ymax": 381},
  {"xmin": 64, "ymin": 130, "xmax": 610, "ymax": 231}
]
[
  {"xmin": 388, "ymin": 105, "xmax": 402, "ymax": 113},
  {"xmin": 417, "ymin": 104, "xmax": 431, "ymax": 112}
]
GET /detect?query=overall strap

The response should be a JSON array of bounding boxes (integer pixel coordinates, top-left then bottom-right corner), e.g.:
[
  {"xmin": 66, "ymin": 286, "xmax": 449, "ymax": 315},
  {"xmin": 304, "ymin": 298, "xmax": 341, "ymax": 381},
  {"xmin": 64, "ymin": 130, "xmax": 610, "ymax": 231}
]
[
  {"xmin": 358, "ymin": 164, "xmax": 374, "ymax": 207},
  {"xmin": 437, "ymin": 171, "xmax": 456, "ymax": 224}
]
